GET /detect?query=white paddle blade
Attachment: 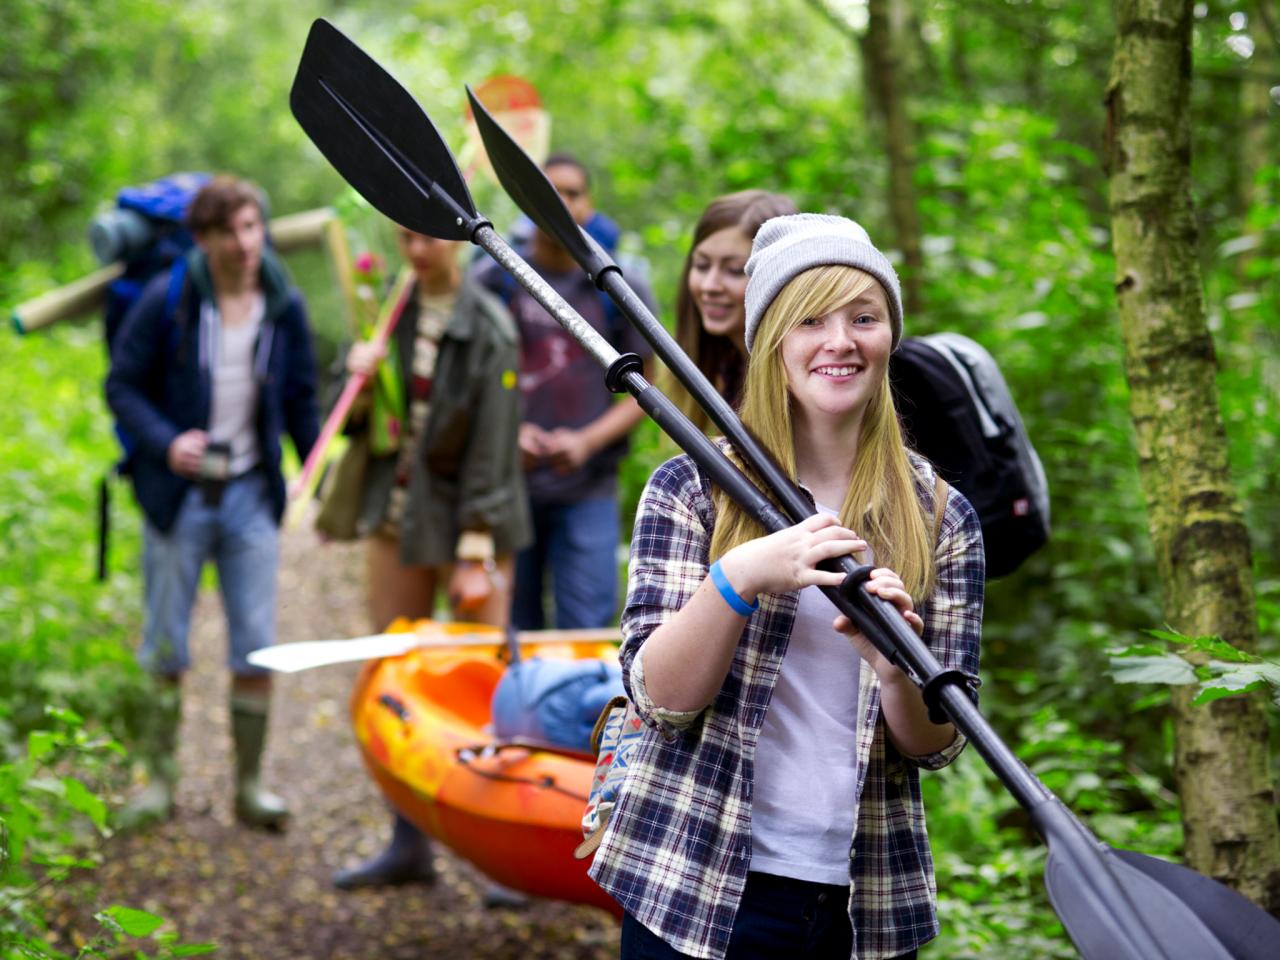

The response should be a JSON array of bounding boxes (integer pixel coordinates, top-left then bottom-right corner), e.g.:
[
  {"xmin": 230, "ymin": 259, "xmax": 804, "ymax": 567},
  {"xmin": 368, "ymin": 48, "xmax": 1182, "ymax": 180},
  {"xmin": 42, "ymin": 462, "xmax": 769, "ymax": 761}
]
[
  {"xmin": 248, "ymin": 624, "xmax": 620, "ymax": 673},
  {"xmin": 247, "ymin": 634, "xmax": 424, "ymax": 672}
]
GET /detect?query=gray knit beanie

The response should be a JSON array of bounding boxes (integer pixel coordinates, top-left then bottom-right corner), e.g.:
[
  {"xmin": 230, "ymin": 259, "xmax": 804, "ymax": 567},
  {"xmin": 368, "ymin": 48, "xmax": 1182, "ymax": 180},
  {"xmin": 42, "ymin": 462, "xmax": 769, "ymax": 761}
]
[{"xmin": 743, "ymin": 213, "xmax": 903, "ymax": 353}]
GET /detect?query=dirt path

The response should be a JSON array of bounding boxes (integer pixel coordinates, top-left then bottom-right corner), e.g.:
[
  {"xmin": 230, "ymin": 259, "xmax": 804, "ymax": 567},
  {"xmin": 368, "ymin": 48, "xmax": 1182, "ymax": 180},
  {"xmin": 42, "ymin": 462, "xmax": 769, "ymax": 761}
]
[{"xmin": 52, "ymin": 528, "xmax": 619, "ymax": 959}]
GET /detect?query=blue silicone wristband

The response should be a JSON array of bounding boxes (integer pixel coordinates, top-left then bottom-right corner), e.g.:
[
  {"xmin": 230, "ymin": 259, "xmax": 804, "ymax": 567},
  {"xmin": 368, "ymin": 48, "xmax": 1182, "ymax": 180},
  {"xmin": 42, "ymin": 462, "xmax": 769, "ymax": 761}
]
[{"xmin": 709, "ymin": 560, "xmax": 760, "ymax": 617}]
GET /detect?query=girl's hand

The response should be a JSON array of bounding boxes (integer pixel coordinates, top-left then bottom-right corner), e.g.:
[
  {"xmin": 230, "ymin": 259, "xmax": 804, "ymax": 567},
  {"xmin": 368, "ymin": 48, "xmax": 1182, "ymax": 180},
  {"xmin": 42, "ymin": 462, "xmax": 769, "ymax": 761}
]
[
  {"xmin": 717, "ymin": 513, "xmax": 868, "ymax": 601},
  {"xmin": 346, "ymin": 340, "xmax": 387, "ymax": 379},
  {"xmin": 833, "ymin": 568, "xmax": 923, "ymax": 677}
]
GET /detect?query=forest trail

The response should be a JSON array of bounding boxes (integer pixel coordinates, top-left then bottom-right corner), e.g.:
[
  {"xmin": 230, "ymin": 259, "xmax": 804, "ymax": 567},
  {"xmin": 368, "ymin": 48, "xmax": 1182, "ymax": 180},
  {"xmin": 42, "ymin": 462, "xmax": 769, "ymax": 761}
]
[{"xmin": 50, "ymin": 527, "xmax": 619, "ymax": 960}]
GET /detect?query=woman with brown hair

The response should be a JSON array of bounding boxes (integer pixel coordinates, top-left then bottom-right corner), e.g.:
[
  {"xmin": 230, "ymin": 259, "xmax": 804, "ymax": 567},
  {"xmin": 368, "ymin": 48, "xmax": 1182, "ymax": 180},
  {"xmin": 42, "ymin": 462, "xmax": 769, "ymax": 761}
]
[{"xmin": 668, "ymin": 190, "xmax": 796, "ymax": 432}]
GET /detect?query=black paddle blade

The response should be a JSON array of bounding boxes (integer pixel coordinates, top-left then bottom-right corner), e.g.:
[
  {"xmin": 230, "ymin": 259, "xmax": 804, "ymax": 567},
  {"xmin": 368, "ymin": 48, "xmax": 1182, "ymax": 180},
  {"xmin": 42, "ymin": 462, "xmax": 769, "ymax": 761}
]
[
  {"xmin": 1032, "ymin": 799, "xmax": 1280, "ymax": 959},
  {"xmin": 291, "ymin": 19, "xmax": 477, "ymax": 240},
  {"xmin": 465, "ymin": 86, "xmax": 614, "ymax": 280},
  {"xmin": 1112, "ymin": 848, "xmax": 1280, "ymax": 959},
  {"xmin": 1044, "ymin": 844, "xmax": 1232, "ymax": 959}
]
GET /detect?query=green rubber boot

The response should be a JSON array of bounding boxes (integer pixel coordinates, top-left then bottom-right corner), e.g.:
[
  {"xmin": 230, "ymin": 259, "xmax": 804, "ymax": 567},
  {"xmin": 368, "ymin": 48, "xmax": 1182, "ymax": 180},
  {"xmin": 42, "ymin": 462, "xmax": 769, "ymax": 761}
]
[
  {"xmin": 118, "ymin": 682, "xmax": 181, "ymax": 830},
  {"xmin": 231, "ymin": 691, "xmax": 290, "ymax": 831}
]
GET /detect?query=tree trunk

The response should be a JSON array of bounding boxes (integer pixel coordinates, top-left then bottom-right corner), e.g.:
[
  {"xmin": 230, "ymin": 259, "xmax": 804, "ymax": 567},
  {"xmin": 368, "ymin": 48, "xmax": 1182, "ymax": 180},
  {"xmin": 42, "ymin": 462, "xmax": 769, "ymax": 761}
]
[
  {"xmin": 1106, "ymin": 0, "xmax": 1280, "ymax": 912},
  {"xmin": 863, "ymin": 0, "xmax": 925, "ymax": 315}
]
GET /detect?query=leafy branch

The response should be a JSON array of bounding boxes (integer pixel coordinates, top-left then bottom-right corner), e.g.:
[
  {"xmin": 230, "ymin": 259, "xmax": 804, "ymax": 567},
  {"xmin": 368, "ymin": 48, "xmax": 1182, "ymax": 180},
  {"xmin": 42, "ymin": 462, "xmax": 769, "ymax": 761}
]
[
  {"xmin": 1107, "ymin": 629, "xmax": 1280, "ymax": 707},
  {"xmin": 76, "ymin": 906, "xmax": 216, "ymax": 958}
]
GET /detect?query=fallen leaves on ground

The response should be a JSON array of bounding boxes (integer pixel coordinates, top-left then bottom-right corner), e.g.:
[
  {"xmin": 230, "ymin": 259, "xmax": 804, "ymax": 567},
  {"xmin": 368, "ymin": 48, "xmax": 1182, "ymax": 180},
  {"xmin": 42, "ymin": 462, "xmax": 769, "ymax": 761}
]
[{"xmin": 44, "ymin": 529, "xmax": 619, "ymax": 959}]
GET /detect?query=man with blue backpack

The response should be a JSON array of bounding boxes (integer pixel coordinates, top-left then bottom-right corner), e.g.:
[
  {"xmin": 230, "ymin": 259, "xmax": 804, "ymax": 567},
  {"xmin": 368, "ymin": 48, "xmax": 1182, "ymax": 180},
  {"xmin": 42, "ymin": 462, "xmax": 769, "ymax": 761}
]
[
  {"xmin": 475, "ymin": 153, "xmax": 657, "ymax": 632},
  {"xmin": 106, "ymin": 174, "xmax": 320, "ymax": 830}
]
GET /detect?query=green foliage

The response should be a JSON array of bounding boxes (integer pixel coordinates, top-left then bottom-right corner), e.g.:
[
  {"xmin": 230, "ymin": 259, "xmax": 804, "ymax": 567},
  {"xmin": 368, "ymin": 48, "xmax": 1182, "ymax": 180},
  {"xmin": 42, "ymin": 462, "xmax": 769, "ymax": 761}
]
[
  {"xmin": 0, "ymin": 321, "xmax": 200, "ymax": 957},
  {"xmin": 0, "ymin": 705, "xmax": 214, "ymax": 959},
  {"xmin": 0, "ymin": 0, "xmax": 347, "ymax": 310},
  {"xmin": 1208, "ymin": 164, "xmax": 1280, "ymax": 593},
  {"xmin": 0, "ymin": 707, "xmax": 106, "ymax": 956},
  {"xmin": 926, "ymin": 752, "xmax": 1070, "ymax": 959},
  {"xmin": 1, "ymin": 0, "xmax": 1276, "ymax": 951},
  {"xmin": 909, "ymin": 101, "xmax": 1176, "ymax": 792},
  {"xmin": 82, "ymin": 906, "xmax": 217, "ymax": 959},
  {"xmin": 0, "ymin": 325, "xmax": 152, "ymax": 746},
  {"xmin": 1109, "ymin": 629, "xmax": 1280, "ymax": 708},
  {"xmin": 925, "ymin": 702, "xmax": 1183, "ymax": 958}
]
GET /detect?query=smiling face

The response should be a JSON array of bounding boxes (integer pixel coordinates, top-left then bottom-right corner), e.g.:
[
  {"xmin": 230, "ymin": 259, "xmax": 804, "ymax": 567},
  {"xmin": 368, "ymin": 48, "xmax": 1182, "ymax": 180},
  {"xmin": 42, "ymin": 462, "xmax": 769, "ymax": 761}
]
[
  {"xmin": 780, "ymin": 283, "xmax": 894, "ymax": 427},
  {"xmin": 687, "ymin": 226, "xmax": 752, "ymax": 349}
]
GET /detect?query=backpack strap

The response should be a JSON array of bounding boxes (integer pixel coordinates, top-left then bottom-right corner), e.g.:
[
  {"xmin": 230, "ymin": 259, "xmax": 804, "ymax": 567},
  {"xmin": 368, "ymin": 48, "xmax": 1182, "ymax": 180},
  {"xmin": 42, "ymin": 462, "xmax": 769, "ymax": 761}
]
[
  {"xmin": 598, "ymin": 289, "xmax": 624, "ymax": 342},
  {"xmin": 162, "ymin": 257, "xmax": 188, "ymax": 356},
  {"xmin": 932, "ymin": 473, "xmax": 949, "ymax": 546},
  {"xmin": 492, "ymin": 263, "xmax": 519, "ymax": 309}
]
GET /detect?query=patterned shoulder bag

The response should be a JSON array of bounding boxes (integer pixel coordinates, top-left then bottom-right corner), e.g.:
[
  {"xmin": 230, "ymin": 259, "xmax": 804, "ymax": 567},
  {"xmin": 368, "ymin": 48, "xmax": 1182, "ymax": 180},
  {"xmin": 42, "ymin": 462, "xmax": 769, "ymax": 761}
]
[{"xmin": 574, "ymin": 695, "xmax": 646, "ymax": 859}]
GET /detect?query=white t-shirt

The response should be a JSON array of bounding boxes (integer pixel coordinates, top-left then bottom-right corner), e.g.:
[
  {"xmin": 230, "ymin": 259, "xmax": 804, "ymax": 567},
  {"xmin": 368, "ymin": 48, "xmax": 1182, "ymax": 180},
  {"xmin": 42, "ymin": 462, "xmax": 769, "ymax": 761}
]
[
  {"xmin": 206, "ymin": 295, "xmax": 265, "ymax": 475},
  {"xmin": 749, "ymin": 503, "xmax": 862, "ymax": 885}
]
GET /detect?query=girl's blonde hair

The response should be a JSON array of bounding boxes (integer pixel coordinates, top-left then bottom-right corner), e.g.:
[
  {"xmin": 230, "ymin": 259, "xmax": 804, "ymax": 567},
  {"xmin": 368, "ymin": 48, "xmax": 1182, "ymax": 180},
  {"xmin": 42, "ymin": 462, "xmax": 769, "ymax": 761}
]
[{"xmin": 708, "ymin": 264, "xmax": 935, "ymax": 601}]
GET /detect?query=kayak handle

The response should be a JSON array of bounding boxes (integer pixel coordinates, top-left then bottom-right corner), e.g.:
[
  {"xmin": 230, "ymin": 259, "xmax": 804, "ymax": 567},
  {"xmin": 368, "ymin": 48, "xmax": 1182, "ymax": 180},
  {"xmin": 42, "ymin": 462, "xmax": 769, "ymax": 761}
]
[{"xmin": 457, "ymin": 738, "xmax": 596, "ymax": 765}]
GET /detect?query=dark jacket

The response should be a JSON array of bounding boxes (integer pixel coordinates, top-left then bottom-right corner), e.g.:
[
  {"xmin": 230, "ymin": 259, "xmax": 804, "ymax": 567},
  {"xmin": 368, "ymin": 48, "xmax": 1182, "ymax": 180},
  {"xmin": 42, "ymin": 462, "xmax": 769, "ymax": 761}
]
[
  {"xmin": 352, "ymin": 277, "xmax": 532, "ymax": 566},
  {"xmin": 105, "ymin": 247, "xmax": 320, "ymax": 532}
]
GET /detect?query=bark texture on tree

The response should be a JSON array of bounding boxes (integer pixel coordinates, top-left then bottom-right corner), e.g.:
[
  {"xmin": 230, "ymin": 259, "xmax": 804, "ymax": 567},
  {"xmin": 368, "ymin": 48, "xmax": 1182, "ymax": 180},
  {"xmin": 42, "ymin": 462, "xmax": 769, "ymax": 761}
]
[
  {"xmin": 863, "ymin": 0, "xmax": 925, "ymax": 314},
  {"xmin": 1106, "ymin": 0, "xmax": 1280, "ymax": 913}
]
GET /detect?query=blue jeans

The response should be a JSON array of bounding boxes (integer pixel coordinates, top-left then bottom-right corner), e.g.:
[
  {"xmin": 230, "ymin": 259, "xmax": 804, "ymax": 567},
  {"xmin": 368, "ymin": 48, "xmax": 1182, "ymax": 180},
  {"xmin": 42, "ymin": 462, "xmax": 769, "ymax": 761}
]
[
  {"xmin": 511, "ymin": 496, "xmax": 619, "ymax": 630},
  {"xmin": 620, "ymin": 872, "xmax": 918, "ymax": 960},
  {"xmin": 140, "ymin": 471, "xmax": 279, "ymax": 676}
]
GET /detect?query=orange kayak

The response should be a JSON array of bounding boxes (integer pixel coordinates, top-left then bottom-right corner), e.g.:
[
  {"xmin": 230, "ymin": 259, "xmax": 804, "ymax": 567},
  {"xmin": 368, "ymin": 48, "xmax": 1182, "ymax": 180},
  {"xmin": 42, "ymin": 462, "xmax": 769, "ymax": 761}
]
[{"xmin": 350, "ymin": 619, "xmax": 621, "ymax": 916}]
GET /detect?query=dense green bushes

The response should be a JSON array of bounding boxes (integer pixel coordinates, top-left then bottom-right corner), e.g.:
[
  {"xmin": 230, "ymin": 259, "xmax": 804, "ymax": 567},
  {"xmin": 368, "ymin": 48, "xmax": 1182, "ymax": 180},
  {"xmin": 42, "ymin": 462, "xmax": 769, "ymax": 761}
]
[
  {"xmin": 2, "ymin": 0, "xmax": 1275, "ymax": 953},
  {"xmin": 0, "ymin": 327, "xmax": 210, "ymax": 957}
]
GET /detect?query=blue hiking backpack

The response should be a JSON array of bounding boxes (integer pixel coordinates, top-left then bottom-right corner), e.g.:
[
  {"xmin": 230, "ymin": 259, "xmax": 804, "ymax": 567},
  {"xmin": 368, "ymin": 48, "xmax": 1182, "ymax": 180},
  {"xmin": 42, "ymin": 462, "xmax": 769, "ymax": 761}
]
[
  {"xmin": 92, "ymin": 172, "xmax": 210, "ymax": 351},
  {"xmin": 890, "ymin": 332, "xmax": 1050, "ymax": 579},
  {"xmin": 490, "ymin": 657, "xmax": 625, "ymax": 752}
]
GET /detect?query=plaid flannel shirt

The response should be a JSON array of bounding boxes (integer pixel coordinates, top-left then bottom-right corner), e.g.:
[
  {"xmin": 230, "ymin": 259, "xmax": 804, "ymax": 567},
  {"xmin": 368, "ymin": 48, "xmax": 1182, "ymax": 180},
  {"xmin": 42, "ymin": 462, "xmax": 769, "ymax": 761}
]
[{"xmin": 588, "ymin": 450, "xmax": 984, "ymax": 960}]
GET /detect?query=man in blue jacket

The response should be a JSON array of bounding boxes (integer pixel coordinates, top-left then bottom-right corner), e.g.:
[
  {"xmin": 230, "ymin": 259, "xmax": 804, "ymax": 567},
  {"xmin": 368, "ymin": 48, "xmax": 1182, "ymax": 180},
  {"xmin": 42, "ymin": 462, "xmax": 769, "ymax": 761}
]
[{"xmin": 106, "ymin": 175, "xmax": 319, "ymax": 830}]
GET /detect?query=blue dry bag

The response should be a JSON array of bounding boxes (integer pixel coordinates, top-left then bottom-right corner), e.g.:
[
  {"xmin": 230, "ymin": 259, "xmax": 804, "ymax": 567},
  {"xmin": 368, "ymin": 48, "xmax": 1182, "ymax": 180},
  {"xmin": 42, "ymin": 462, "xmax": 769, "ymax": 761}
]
[{"xmin": 490, "ymin": 658, "xmax": 624, "ymax": 752}]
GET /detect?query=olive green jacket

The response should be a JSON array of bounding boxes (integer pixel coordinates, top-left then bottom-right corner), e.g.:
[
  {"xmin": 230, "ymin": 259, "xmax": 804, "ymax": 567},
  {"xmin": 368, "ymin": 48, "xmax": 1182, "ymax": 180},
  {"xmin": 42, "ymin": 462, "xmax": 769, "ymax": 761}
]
[{"xmin": 353, "ymin": 277, "xmax": 531, "ymax": 566}]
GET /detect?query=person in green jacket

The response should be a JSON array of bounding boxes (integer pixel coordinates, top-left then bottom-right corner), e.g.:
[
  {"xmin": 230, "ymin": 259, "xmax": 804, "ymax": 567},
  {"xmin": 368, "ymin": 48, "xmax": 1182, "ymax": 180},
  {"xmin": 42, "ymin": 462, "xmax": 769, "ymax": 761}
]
[{"xmin": 329, "ymin": 225, "xmax": 531, "ymax": 891}]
